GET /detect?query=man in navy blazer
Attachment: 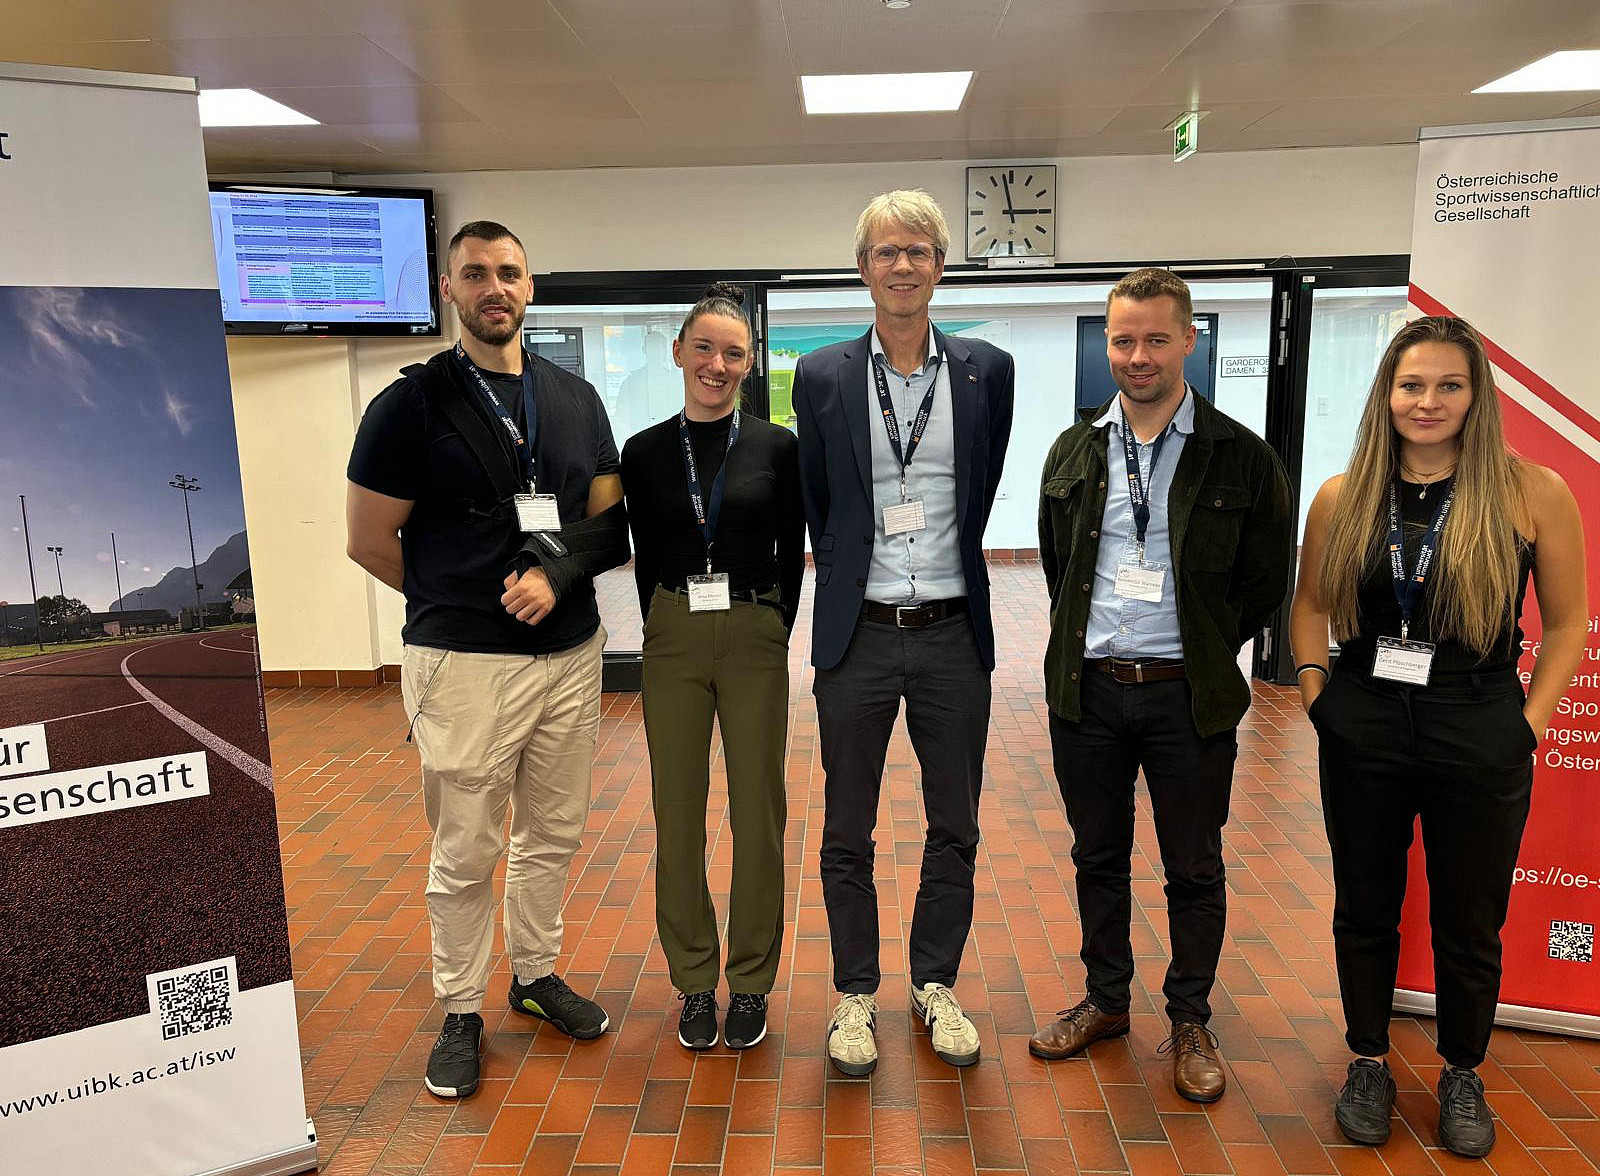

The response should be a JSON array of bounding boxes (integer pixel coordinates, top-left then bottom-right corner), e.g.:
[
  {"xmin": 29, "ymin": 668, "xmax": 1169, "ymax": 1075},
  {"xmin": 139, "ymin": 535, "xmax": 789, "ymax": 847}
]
[{"xmin": 793, "ymin": 190, "xmax": 1014, "ymax": 1077}]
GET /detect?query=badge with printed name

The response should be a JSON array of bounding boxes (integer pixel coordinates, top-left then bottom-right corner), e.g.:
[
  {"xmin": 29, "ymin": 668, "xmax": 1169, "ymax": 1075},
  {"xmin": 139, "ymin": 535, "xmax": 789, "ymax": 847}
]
[
  {"xmin": 687, "ymin": 573, "xmax": 732, "ymax": 612},
  {"xmin": 1372, "ymin": 636, "xmax": 1435, "ymax": 685},
  {"xmin": 1114, "ymin": 561, "xmax": 1166, "ymax": 603},
  {"xmin": 515, "ymin": 492, "xmax": 561, "ymax": 533},
  {"xmin": 882, "ymin": 499, "xmax": 926, "ymax": 536}
]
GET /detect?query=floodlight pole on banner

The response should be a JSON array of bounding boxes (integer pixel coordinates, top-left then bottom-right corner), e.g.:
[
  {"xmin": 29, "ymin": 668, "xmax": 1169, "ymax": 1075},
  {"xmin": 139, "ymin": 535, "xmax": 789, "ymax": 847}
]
[{"xmin": 18, "ymin": 494, "xmax": 44, "ymax": 651}]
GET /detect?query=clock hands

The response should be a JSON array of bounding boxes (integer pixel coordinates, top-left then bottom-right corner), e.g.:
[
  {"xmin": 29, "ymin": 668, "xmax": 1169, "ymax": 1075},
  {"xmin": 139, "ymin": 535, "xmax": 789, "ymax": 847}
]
[{"xmin": 1001, "ymin": 173, "xmax": 1017, "ymax": 222}]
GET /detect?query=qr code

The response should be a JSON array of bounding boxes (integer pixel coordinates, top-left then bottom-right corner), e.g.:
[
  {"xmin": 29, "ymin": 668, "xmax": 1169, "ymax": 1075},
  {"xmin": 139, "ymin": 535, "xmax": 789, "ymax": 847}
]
[
  {"xmin": 1549, "ymin": 920, "xmax": 1594, "ymax": 963},
  {"xmin": 154, "ymin": 964, "xmax": 234, "ymax": 1041}
]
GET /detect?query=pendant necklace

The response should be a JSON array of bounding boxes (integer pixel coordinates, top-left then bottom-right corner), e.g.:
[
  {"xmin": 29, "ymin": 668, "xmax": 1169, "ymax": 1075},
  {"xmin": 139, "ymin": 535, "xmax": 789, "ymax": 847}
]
[{"xmin": 1400, "ymin": 461, "xmax": 1456, "ymax": 499}]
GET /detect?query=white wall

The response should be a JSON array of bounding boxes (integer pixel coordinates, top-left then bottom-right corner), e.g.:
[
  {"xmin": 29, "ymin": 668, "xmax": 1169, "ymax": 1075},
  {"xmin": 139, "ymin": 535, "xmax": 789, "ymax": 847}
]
[{"xmin": 231, "ymin": 145, "xmax": 1419, "ymax": 671}]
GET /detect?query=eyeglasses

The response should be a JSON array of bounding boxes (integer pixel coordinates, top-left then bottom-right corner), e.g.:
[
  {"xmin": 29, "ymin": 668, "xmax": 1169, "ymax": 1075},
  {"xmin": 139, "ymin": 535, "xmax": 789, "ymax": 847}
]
[{"xmin": 865, "ymin": 243, "xmax": 943, "ymax": 268}]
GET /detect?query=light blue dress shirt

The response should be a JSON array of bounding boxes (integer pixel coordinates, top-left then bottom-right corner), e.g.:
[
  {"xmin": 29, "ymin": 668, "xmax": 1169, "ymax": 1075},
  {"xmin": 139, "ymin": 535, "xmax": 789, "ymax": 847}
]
[
  {"xmin": 1083, "ymin": 388, "xmax": 1195, "ymax": 660},
  {"xmin": 864, "ymin": 328, "xmax": 966, "ymax": 604}
]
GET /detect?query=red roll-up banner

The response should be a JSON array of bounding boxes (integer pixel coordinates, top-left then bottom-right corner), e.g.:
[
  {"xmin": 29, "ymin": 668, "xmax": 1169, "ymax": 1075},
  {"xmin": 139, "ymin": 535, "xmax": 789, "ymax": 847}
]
[{"xmin": 1397, "ymin": 117, "xmax": 1600, "ymax": 1036}]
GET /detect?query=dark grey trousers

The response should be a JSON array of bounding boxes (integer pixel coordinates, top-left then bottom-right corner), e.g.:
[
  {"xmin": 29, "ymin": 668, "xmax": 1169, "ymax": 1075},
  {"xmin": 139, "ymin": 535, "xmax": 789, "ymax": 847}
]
[{"xmin": 814, "ymin": 612, "xmax": 992, "ymax": 994}]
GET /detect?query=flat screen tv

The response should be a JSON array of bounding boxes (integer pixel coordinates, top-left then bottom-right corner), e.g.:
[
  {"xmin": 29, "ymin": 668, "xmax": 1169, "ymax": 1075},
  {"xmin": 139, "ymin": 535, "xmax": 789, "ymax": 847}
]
[{"xmin": 208, "ymin": 182, "xmax": 440, "ymax": 337}]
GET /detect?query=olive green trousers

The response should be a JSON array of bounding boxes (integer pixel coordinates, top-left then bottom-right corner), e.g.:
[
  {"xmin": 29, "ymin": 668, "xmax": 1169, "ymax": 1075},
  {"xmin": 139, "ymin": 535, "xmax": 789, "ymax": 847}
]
[{"xmin": 642, "ymin": 586, "xmax": 789, "ymax": 995}]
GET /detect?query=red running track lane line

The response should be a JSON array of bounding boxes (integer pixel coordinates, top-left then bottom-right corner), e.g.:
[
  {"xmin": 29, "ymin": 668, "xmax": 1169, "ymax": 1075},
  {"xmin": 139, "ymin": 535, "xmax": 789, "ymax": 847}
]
[{"xmin": 119, "ymin": 638, "xmax": 274, "ymax": 790}]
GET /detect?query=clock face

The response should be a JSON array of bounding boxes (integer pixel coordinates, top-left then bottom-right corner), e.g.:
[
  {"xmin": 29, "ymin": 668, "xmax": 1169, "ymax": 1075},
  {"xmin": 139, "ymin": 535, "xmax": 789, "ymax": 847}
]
[{"xmin": 966, "ymin": 165, "xmax": 1056, "ymax": 260}]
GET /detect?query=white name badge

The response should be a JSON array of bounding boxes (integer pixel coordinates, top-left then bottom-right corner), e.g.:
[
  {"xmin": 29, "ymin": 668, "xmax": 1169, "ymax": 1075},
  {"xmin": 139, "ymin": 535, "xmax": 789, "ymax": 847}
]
[
  {"xmin": 882, "ymin": 499, "xmax": 927, "ymax": 536},
  {"xmin": 1372, "ymin": 636, "xmax": 1435, "ymax": 685},
  {"xmin": 687, "ymin": 573, "xmax": 732, "ymax": 612},
  {"xmin": 1114, "ymin": 562, "xmax": 1166, "ymax": 603},
  {"xmin": 515, "ymin": 493, "xmax": 561, "ymax": 533}
]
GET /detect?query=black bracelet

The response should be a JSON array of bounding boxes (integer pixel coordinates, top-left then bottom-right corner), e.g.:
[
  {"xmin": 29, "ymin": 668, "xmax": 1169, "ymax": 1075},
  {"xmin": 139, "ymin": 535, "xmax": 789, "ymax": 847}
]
[{"xmin": 1296, "ymin": 663, "xmax": 1329, "ymax": 678}]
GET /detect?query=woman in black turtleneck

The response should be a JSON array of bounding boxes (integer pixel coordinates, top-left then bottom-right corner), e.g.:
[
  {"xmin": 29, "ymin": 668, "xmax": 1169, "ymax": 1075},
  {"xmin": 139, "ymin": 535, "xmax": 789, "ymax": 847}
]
[{"xmin": 619, "ymin": 283, "xmax": 803, "ymax": 1054}]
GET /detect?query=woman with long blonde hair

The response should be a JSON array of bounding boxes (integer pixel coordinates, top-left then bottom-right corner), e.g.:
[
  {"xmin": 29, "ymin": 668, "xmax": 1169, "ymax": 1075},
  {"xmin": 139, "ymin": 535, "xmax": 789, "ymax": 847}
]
[{"xmin": 1290, "ymin": 315, "xmax": 1586, "ymax": 1159}]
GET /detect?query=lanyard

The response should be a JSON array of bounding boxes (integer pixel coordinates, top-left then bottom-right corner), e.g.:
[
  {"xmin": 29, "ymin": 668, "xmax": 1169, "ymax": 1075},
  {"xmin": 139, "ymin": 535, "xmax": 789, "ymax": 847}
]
[
  {"xmin": 679, "ymin": 409, "xmax": 741, "ymax": 574},
  {"xmin": 1120, "ymin": 420, "xmax": 1169, "ymax": 548},
  {"xmin": 871, "ymin": 344, "xmax": 944, "ymax": 495},
  {"xmin": 454, "ymin": 343, "xmax": 538, "ymax": 486},
  {"xmin": 1386, "ymin": 478, "xmax": 1456, "ymax": 640}
]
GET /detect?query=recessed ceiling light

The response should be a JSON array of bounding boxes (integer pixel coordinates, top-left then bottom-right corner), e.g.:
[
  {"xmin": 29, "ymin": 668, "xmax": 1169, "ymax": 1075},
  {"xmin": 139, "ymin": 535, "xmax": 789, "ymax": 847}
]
[
  {"xmin": 198, "ymin": 89, "xmax": 319, "ymax": 128},
  {"xmin": 801, "ymin": 71, "xmax": 973, "ymax": 115},
  {"xmin": 883, "ymin": 0, "xmax": 912, "ymax": 8},
  {"xmin": 1473, "ymin": 50, "xmax": 1600, "ymax": 93}
]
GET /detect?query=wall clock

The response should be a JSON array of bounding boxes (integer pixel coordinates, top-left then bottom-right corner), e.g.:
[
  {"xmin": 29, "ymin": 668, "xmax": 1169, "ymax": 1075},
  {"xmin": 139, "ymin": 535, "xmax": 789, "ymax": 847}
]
[{"xmin": 966, "ymin": 164, "xmax": 1056, "ymax": 260}]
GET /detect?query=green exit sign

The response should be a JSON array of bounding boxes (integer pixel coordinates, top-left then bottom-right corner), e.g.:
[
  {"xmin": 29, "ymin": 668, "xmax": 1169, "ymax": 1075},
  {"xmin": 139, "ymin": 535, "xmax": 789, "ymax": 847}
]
[{"xmin": 1173, "ymin": 112, "xmax": 1198, "ymax": 163}]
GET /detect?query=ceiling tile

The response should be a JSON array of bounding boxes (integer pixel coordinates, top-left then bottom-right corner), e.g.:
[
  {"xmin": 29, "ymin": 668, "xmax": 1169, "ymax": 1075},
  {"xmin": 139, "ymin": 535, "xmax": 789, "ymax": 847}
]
[
  {"xmin": 550, "ymin": 0, "xmax": 788, "ymax": 23},
  {"xmin": 438, "ymin": 81, "xmax": 642, "ymax": 126},
  {"xmin": 55, "ymin": 0, "xmax": 349, "ymax": 40},
  {"xmin": 962, "ymin": 106, "xmax": 1124, "ymax": 140},
  {"xmin": 0, "ymin": 39, "xmax": 188, "ymax": 77},
  {"xmin": 982, "ymin": 8, "xmax": 1221, "ymax": 70},
  {"xmin": 1367, "ymin": 0, "xmax": 1600, "ymax": 60},
  {"xmin": 313, "ymin": 0, "xmax": 568, "ymax": 35},
  {"xmin": 362, "ymin": 27, "xmax": 604, "ymax": 85},
  {"xmin": 569, "ymin": 21, "xmax": 797, "ymax": 81},
  {"xmin": 1174, "ymin": 1, "xmax": 1432, "ymax": 63},
  {"xmin": 785, "ymin": 17, "xmax": 1000, "ymax": 74},
  {"xmin": 167, "ymin": 34, "xmax": 423, "ymax": 89},
  {"xmin": 259, "ymin": 85, "xmax": 481, "ymax": 126}
]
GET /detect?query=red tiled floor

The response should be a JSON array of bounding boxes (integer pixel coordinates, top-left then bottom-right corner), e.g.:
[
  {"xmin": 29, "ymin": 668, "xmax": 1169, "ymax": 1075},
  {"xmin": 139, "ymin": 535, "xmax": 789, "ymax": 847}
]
[{"xmin": 270, "ymin": 563, "xmax": 1600, "ymax": 1175}]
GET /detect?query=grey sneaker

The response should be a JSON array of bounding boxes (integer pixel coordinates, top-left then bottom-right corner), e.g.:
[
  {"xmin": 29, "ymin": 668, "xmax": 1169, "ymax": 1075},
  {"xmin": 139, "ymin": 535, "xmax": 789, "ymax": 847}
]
[
  {"xmin": 911, "ymin": 982, "xmax": 980, "ymax": 1068},
  {"xmin": 827, "ymin": 993, "xmax": 879, "ymax": 1076}
]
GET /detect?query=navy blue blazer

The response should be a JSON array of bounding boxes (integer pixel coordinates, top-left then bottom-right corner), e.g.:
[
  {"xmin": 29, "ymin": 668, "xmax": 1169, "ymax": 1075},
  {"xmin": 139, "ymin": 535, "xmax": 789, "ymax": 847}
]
[{"xmin": 792, "ymin": 325, "xmax": 1015, "ymax": 672}]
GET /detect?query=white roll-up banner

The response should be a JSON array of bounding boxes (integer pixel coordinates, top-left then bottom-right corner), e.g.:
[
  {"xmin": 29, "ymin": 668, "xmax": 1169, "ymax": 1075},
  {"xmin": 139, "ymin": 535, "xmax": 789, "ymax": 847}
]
[
  {"xmin": 0, "ymin": 63, "xmax": 315, "ymax": 1173},
  {"xmin": 1398, "ymin": 117, "xmax": 1600, "ymax": 1037}
]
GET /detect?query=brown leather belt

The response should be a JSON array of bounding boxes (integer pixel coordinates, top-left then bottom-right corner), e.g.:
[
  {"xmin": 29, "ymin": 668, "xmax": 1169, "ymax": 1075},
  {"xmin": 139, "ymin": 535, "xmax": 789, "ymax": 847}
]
[
  {"xmin": 1085, "ymin": 657, "xmax": 1186, "ymax": 684},
  {"xmin": 860, "ymin": 597, "xmax": 968, "ymax": 629}
]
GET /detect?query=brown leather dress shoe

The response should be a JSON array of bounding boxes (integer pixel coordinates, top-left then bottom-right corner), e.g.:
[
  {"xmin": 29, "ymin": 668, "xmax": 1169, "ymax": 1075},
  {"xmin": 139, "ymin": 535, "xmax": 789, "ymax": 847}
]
[
  {"xmin": 1162, "ymin": 1022, "xmax": 1225, "ymax": 1102},
  {"xmin": 1028, "ymin": 998, "xmax": 1131, "ymax": 1060}
]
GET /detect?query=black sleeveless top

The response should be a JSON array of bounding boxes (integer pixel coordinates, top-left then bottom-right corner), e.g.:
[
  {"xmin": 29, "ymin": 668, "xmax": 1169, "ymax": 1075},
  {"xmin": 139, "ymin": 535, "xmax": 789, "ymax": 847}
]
[{"xmin": 1339, "ymin": 477, "xmax": 1534, "ymax": 677}]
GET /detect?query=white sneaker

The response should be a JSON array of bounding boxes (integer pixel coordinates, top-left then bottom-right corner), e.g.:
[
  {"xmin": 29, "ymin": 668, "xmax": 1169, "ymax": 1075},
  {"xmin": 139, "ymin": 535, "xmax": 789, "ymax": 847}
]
[
  {"xmin": 827, "ymin": 993, "xmax": 879, "ymax": 1076},
  {"xmin": 912, "ymin": 982, "xmax": 980, "ymax": 1067}
]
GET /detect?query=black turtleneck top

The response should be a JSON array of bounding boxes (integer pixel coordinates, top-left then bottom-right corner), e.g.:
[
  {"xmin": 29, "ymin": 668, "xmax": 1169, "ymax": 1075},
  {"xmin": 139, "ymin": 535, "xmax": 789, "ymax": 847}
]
[{"xmin": 620, "ymin": 410, "xmax": 805, "ymax": 630}]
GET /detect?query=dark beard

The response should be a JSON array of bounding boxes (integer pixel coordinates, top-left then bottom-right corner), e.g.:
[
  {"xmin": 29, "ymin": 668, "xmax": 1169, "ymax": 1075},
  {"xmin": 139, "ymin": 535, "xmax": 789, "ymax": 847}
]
[{"xmin": 458, "ymin": 303, "xmax": 522, "ymax": 347}]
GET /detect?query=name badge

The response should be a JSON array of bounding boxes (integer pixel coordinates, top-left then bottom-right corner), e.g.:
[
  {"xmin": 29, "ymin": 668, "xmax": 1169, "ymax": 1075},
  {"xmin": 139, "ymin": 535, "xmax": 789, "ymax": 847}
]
[
  {"xmin": 882, "ymin": 499, "xmax": 926, "ymax": 536},
  {"xmin": 515, "ymin": 493, "xmax": 561, "ymax": 533},
  {"xmin": 1372, "ymin": 636, "xmax": 1435, "ymax": 685},
  {"xmin": 1114, "ymin": 562, "xmax": 1165, "ymax": 603},
  {"xmin": 687, "ymin": 573, "xmax": 731, "ymax": 612}
]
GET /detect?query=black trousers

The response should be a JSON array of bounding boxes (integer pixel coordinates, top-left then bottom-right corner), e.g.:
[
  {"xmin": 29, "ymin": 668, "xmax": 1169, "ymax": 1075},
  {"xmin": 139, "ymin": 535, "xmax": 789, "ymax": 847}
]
[
  {"xmin": 1049, "ymin": 672, "xmax": 1238, "ymax": 1024},
  {"xmin": 815, "ymin": 613, "xmax": 991, "ymax": 993},
  {"xmin": 1313, "ymin": 665, "xmax": 1535, "ymax": 1069}
]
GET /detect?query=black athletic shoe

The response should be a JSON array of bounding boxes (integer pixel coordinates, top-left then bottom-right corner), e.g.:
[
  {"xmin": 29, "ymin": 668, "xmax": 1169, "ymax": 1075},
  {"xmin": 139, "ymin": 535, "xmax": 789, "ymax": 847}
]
[
  {"xmin": 1438, "ymin": 1065, "xmax": 1496, "ymax": 1158},
  {"xmin": 424, "ymin": 1012, "xmax": 483, "ymax": 1098},
  {"xmin": 725, "ymin": 992, "xmax": 769, "ymax": 1050},
  {"xmin": 678, "ymin": 991, "xmax": 719, "ymax": 1049},
  {"xmin": 508, "ymin": 973, "xmax": 609, "ymax": 1040},
  {"xmin": 1335, "ymin": 1058, "xmax": 1396, "ymax": 1145}
]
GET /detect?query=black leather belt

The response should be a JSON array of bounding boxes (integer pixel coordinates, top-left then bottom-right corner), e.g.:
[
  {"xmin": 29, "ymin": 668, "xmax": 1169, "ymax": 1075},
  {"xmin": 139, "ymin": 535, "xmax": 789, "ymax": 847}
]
[
  {"xmin": 1085, "ymin": 656, "xmax": 1186, "ymax": 684},
  {"xmin": 860, "ymin": 597, "xmax": 968, "ymax": 629},
  {"xmin": 662, "ymin": 584, "xmax": 783, "ymax": 613}
]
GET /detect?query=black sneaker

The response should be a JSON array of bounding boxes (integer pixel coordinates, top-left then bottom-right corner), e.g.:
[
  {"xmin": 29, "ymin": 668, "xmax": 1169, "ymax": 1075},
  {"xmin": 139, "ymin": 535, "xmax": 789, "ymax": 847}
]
[
  {"xmin": 508, "ymin": 973, "xmax": 609, "ymax": 1040},
  {"xmin": 1335, "ymin": 1058, "xmax": 1396, "ymax": 1145},
  {"xmin": 1438, "ymin": 1065, "xmax": 1496, "ymax": 1158},
  {"xmin": 678, "ymin": 991, "xmax": 719, "ymax": 1050},
  {"xmin": 424, "ymin": 1012, "xmax": 483, "ymax": 1098},
  {"xmin": 725, "ymin": 992, "xmax": 769, "ymax": 1050}
]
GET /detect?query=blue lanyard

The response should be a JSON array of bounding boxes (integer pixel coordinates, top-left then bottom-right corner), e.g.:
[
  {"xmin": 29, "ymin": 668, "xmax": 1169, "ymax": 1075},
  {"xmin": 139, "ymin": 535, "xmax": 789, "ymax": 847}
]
[
  {"xmin": 871, "ymin": 345, "xmax": 944, "ymax": 484},
  {"xmin": 454, "ymin": 344, "xmax": 538, "ymax": 487},
  {"xmin": 1120, "ymin": 421, "xmax": 1169, "ymax": 547},
  {"xmin": 679, "ymin": 409, "xmax": 741, "ymax": 573},
  {"xmin": 1386, "ymin": 479, "xmax": 1456, "ymax": 639}
]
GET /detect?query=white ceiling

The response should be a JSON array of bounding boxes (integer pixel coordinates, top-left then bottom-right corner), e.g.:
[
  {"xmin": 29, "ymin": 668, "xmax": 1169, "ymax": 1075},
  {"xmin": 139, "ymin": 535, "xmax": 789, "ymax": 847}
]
[{"xmin": 7, "ymin": 0, "xmax": 1600, "ymax": 174}]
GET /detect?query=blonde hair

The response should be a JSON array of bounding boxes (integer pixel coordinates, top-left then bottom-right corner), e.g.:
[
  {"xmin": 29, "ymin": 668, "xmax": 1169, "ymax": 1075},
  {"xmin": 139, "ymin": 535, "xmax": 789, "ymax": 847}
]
[
  {"xmin": 854, "ymin": 190, "xmax": 950, "ymax": 261},
  {"xmin": 1319, "ymin": 316, "xmax": 1524, "ymax": 656}
]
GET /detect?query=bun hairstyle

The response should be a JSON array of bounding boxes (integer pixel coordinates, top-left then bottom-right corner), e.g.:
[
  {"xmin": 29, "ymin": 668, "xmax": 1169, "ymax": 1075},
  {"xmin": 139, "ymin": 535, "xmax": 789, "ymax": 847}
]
[{"xmin": 678, "ymin": 281, "xmax": 749, "ymax": 343}]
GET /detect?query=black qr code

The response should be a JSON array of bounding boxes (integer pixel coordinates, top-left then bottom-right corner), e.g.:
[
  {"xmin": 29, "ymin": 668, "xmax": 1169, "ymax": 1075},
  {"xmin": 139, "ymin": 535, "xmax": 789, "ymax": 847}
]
[
  {"xmin": 156, "ymin": 965, "xmax": 234, "ymax": 1040},
  {"xmin": 1549, "ymin": 920, "xmax": 1594, "ymax": 963}
]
